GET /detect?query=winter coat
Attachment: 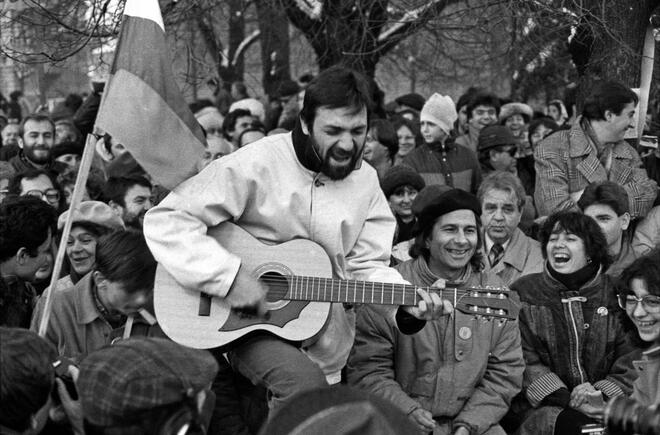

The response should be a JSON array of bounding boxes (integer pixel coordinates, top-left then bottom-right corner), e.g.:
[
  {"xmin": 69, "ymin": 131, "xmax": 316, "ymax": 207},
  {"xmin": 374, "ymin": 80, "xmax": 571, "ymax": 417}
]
[
  {"xmin": 510, "ymin": 266, "xmax": 641, "ymax": 435},
  {"xmin": 347, "ymin": 257, "xmax": 524, "ymax": 435}
]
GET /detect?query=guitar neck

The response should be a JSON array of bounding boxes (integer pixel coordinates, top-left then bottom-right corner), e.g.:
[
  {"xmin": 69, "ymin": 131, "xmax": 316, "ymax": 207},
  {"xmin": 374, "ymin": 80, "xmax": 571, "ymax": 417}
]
[{"xmin": 281, "ymin": 275, "xmax": 475, "ymax": 306}]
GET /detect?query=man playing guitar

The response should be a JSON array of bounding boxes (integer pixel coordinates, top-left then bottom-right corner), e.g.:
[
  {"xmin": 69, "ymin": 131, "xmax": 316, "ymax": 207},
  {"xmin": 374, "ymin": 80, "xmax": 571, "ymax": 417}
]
[{"xmin": 144, "ymin": 66, "xmax": 448, "ymax": 411}]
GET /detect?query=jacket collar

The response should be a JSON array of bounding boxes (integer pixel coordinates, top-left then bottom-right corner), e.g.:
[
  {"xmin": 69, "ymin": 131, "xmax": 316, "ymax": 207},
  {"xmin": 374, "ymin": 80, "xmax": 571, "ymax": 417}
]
[
  {"xmin": 499, "ymin": 228, "xmax": 527, "ymax": 272},
  {"xmin": 541, "ymin": 261, "xmax": 605, "ymax": 296},
  {"xmin": 292, "ymin": 117, "xmax": 324, "ymax": 173},
  {"xmin": 412, "ymin": 255, "xmax": 472, "ymax": 287},
  {"xmin": 73, "ymin": 273, "xmax": 102, "ymax": 325},
  {"xmin": 569, "ymin": 116, "xmax": 637, "ymax": 160}
]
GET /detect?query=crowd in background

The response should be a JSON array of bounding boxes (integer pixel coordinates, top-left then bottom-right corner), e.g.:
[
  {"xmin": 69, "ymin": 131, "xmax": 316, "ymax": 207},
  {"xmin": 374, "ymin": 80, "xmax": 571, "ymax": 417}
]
[{"xmin": 1, "ymin": 70, "xmax": 660, "ymax": 435}]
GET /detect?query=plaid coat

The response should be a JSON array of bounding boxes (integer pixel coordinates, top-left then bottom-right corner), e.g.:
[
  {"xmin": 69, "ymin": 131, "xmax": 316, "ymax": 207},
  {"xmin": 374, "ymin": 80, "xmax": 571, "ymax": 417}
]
[{"xmin": 533, "ymin": 119, "xmax": 657, "ymax": 218}]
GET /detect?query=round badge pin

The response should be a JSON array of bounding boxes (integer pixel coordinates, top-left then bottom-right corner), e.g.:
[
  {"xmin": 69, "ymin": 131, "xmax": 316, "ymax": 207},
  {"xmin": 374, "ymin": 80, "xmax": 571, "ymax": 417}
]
[
  {"xmin": 597, "ymin": 307, "xmax": 608, "ymax": 316},
  {"xmin": 459, "ymin": 326, "xmax": 472, "ymax": 340}
]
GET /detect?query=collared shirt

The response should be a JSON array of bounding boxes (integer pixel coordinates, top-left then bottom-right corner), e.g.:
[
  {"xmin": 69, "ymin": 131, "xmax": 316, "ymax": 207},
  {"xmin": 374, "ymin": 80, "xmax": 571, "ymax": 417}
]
[
  {"xmin": 484, "ymin": 233, "xmax": 511, "ymax": 256},
  {"xmin": 481, "ymin": 228, "xmax": 543, "ymax": 286}
]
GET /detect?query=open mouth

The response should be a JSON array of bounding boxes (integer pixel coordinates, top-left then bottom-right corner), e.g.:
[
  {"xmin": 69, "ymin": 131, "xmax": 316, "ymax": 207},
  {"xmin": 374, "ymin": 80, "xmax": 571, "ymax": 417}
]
[
  {"xmin": 447, "ymin": 248, "xmax": 469, "ymax": 256},
  {"xmin": 552, "ymin": 252, "xmax": 570, "ymax": 264}
]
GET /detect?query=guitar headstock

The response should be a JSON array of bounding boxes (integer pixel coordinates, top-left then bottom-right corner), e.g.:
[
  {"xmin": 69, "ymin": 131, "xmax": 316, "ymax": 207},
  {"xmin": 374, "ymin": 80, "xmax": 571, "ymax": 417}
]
[{"xmin": 449, "ymin": 286, "xmax": 519, "ymax": 320}]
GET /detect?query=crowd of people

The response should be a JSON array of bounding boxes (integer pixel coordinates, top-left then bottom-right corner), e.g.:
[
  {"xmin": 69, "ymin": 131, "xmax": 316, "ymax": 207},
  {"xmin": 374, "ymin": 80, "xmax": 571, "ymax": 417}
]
[{"xmin": 1, "ymin": 65, "xmax": 659, "ymax": 435}]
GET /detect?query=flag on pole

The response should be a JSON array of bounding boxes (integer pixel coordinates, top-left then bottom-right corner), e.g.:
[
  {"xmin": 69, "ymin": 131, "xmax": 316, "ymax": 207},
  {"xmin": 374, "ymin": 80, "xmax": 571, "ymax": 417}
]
[{"xmin": 95, "ymin": 0, "xmax": 206, "ymax": 190}]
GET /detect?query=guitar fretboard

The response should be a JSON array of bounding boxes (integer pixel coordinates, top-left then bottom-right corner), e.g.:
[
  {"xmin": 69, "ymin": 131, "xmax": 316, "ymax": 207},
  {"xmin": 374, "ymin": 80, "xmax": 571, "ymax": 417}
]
[{"xmin": 282, "ymin": 275, "xmax": 496, "ymax": 307}]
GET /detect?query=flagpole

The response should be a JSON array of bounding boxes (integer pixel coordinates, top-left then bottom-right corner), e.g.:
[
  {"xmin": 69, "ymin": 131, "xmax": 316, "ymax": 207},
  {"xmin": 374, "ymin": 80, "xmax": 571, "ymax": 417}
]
[
  {"xmin": 38, "ymin": 133, "xmax": 97, "ymax": 338},
  {"xmin": 637, "ymin": 24, "xmax": 655, "ymax": 142}
]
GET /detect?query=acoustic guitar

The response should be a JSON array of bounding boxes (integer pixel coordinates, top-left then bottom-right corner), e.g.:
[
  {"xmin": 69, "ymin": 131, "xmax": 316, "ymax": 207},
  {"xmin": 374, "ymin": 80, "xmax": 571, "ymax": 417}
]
[{"xmin": 154, "ymin": 222, "xmax": 518, "ymax": 349}]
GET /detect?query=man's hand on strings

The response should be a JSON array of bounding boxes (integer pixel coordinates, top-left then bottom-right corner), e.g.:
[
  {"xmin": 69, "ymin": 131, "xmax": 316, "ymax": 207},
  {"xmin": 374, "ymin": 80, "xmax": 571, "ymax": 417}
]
[
  {"xmin": 224, "ymin": 266, "xmax": 269, "ymax": 318},
  {"xmin": 403, "ymin": 278, "xmax": 453, "ymax": 320}
]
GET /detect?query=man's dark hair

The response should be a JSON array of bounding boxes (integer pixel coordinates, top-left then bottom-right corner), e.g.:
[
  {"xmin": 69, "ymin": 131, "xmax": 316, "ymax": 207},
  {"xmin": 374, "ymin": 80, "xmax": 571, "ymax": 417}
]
[
  {"xmin": 539, "ymin": 211, "xmax": 612, "ymax": 270},
  {"xmin": 466, "ymin": 93, "xmax": 501, "ymax": 120},
  {"xmin": 456, "ymin": 87, "xmax": 485, "ymax": 111},
  {"xmin": 299, "ymin": 65, "xmax": 373, "ymax": 129},
  {"xmin": 19, "ymin": 113, "xmax": 55, "ymax": 138},
  {"xmin": 582, "ymin": 81, "xmax": 639, "ymax": 121},
  {"xmin": 95, "ymin": 230, "xmax": 157, "ymax": 293},
  {"xmin": 409, "ymin": 211, "xmax": 484, "ymax": 271},
  {"xmin": 577, "ymin": 181, "xmax": 629, "ymax": 216},
  {"xmin": 369, "ymin": 118, "xmax": 399, "ymax": 161},
  {"xmin": 222, "ymin": 109, "xmax": 252, "ymax": 139},
  {"xmin": 0, "ymin": 196, "xmax": 56, "ymax": 262},
  {"xmin": 0, "ymin": 327, "xmax": 56, "ymax": 432},
  {"xmin": 620, "ymin": 248, "xmax": 660, "ymax": 298},
  {"xmin": 103, "ymin": 176, "xmax": 152, "ymax": 208},
  {"xmin": 7, "ymin": 168, "xmax": 59, "ymax": 196}
]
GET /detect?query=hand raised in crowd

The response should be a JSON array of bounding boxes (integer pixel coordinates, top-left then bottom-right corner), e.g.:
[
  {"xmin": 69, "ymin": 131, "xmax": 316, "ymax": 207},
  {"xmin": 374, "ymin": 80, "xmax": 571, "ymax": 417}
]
[
  {"xmin": 569, "ymin": 382, "xmax": 605, "ymax": 420},
  {"xmin": 52, "ymin": 365, "xmax": 84, "ymax": 435},
  {"xmin": 404, "ymin": 278, "xmax": 454, "ymax": 320},
  {"xmin": 409, "ymin": 407, "xmax": 436, "ymax": 433},
  {"xmin": 224, "ymin": 266, "xmax": 269, "ymax": 318}
]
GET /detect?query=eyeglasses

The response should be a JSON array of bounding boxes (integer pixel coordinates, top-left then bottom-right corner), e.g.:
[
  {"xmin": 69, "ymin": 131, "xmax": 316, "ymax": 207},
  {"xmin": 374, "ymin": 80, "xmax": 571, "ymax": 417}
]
[
  {"xmin": 494, "ymin": 146, "xmax": 518, "ymax": 156},
  {"xmin": 25, "ymin": 189, "xmax": 60, "ymax": 203},
  {"xmin": 617, "ymin": 294, "xmax": 660, "ymax": 313}
]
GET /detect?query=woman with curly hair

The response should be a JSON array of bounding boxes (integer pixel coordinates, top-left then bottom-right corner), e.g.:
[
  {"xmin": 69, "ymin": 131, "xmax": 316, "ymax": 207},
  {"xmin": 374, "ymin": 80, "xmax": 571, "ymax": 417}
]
[{"xmin": 510, "ymin": 211, "xmax": 641, "ymax": 435}]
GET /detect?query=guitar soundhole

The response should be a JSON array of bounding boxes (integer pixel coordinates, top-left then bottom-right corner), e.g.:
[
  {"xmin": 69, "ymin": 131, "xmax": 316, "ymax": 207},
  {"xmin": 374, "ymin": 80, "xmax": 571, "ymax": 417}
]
[{"xmin": 260, "ymin": 272, "xmax": 290, "ymax": 303}]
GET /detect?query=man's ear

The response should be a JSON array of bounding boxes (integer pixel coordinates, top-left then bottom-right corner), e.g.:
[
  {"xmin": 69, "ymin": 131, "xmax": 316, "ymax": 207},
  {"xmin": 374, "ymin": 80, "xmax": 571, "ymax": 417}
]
[
  {"xmin": 16, "ymin": 247, "xmax": 30, "ymax": 265},
  {"xmin": 92, "ymin": 270, "xmax": 105, "ymax": 288},
  {"xmin": 299, "ymin": 115, "xmax": 310, "ymax": 135},
  {"xmin": 604, "ymin": 109, "xmax": 615, "ymax": 122},
  {"xmin": 620, "ymin": 212, "xmax": 631, "ymax": 231},
  {"xmin": 18, "ymin": 136, "xmax": 24, "ymax": 150}
]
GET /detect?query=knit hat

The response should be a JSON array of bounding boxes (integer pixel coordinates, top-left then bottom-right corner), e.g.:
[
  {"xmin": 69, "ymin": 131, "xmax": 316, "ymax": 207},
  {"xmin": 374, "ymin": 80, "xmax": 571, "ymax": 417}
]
[
  {"xmin": 499, "ymin": 102, "xmax": 533, "ymax": 123},
  {"xmin": 478, "ymin": 125, "xmax": 517, "ymax": 152},
  {"xmin": 57, "ymin": 200, "xmax": 125, "ymax": 231},
  {"xmin": 106, "ymin": 152, "xmax": 148, "ymax": 181},
  {"xmin": 380, "ymin": 165, "xmax": 425, "ymax": 197},
  {"xmin": 258, "ymin": 385, "xmax": 416, "ymax": 435},
  {"xmin": 420, "ymin": 93, "xmax": 458, "ymax": 135},
  {"xmin": 395, "ymin": 93, "xmax": 426, "ymax": 112},
  {"xmin": 414, "ymin": 188, "xmax": 481, "ymax": 234},
  {"xmin": 78, "ymin": 338, "xmax": 219, "ymax": 427}
]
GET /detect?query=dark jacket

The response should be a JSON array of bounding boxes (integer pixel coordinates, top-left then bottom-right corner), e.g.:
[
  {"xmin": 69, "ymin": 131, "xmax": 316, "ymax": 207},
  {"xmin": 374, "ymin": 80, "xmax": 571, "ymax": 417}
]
[
  {"xmin": 510, "ymin": 266, "xmax": 640, "ymax": 435},
  {"xmin": 0, "ymin": 273, "xmax": 37, "ymax": 328}
]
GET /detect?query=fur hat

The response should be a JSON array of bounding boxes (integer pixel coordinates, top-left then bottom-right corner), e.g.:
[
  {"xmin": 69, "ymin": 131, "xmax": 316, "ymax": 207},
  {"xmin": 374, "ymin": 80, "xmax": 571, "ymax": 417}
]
[
  {"xmin": 420, "ymin": 93, "xmax": 457, "ymax": 134},
  {"xmin": 499, "ymin": 102, "xmax": 533, "ymax": 123},
  {"xmin": 380, "ymin": 165, "xmax": 425, "ymax": 197}
]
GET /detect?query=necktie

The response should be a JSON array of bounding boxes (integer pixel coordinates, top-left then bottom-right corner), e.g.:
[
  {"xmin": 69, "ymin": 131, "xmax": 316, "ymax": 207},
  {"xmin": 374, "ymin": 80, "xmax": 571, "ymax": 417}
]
[{"xmin": 489, "ymin": 243, "xmax": 504, "ymax": 267}]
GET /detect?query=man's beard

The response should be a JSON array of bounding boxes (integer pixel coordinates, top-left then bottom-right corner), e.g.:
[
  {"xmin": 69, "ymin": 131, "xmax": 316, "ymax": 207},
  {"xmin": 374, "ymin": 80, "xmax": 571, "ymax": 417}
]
[
  {"xmin": 24, "ymin": 145, "xmax": 51, "ymax": 164},
  {"xmin": 311, "ymin": 136, "xmax": 363, "ymax": 181},
  {"xmin": 123, "ymin": 209, "xmax": 146, "ymax": 229}
]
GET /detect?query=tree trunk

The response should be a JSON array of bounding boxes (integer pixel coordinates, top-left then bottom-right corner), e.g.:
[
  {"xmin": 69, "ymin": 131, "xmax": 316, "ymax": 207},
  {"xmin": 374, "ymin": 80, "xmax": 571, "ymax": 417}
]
[
  {"xmin": 256, "ymin": 0, "xmax": 291, "ymax": 96},
  {"xmin": 569, "ymin": 0, "xmax": 659, "ymax": 110}
]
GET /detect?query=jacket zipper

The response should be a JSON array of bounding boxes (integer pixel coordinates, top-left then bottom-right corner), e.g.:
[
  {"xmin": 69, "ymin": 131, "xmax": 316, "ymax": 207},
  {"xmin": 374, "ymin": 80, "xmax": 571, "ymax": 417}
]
[{"xmin": 563, "ymin": 297, "xmax": 587, "ymax": 384}]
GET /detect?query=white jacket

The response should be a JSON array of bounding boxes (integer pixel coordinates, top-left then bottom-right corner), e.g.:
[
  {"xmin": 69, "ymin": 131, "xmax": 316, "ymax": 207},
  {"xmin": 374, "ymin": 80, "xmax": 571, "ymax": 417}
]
[{"xmin": 144, "ymin": 132, "xmax": 406, "ymax": 381}]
